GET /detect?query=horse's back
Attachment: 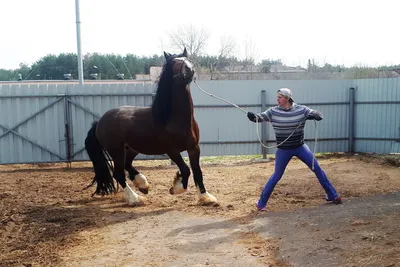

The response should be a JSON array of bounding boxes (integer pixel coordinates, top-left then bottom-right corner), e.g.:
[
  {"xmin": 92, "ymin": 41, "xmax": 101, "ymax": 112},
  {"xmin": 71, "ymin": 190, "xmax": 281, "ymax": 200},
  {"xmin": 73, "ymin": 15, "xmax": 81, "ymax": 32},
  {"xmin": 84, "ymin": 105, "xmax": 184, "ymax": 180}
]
[
  {"xmin": 95, "ymin": 105, "xmax": 199, "ymax": 155},
  {"xmin": 96, "ymin": 106, "xmax": 153, "ymax": 144},
  {"xmin": 100, "ymin": 105, "xmax": 150, "ymax": 121}
]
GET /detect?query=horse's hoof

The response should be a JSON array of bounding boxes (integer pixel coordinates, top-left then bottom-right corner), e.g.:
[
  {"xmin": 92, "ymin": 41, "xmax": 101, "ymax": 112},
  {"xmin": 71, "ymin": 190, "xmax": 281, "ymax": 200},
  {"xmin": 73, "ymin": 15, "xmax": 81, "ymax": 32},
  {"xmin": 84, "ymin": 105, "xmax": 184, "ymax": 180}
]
[
  {"xmin": 124, "ymin": 185, "xmax": 146, "ymax": 206},
  {"xmin": 169, "ymin": 186, "xmax": 187, "ymax": 195},
  {"xmin": 139, "ymin": 188, "xmax": 149, "ymax": 194},
  {"xmin": 127, "ymin": 195, "xmax": 146, "ymax": 206},
  {"xmin": 198, "ymin": 192, "xmax": 219, "ymax": 206},
  {"xmin": 170, "ymin": 172, "xmax": 187, "ymax": 195},
  {"xmin": 138, "ymin": 195, "xmax": 146, "ymax": 203},
  {"xmin": 134, "ymin": 174, "xmax": 150, "ymax": 194}
]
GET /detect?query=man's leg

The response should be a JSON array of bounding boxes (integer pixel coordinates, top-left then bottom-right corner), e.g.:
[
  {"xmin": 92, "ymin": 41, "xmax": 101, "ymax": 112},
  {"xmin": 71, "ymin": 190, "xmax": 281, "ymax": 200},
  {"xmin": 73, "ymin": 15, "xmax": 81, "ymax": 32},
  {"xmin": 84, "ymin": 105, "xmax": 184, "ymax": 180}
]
[
  {"xmin": 295, "ymin": 144, "xmax": 340, "ymax": 202},
  {"xmin": 257, "ymin": 148, "xmax": 293, "ymax": 209}
]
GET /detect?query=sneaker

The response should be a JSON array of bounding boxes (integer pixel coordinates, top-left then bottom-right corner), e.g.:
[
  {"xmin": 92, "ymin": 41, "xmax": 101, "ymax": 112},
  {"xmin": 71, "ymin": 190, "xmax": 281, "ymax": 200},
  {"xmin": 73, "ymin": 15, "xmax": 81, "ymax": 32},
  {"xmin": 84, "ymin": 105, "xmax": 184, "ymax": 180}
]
[
  {"xmin": 326, "ymin": 197, "xmax": 342, "ymax": 205},
  {"xmin": 256, "ymin": 203, "xmax": 267, "ymax": 211}
]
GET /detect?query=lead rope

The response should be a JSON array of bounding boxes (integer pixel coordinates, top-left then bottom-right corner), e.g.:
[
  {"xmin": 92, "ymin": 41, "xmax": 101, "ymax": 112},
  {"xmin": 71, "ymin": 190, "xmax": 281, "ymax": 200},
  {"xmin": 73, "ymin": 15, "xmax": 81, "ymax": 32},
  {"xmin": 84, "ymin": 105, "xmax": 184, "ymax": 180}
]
[{"xmin": 193, "ymin": 78, "xmax": 318, "ymax": 171}]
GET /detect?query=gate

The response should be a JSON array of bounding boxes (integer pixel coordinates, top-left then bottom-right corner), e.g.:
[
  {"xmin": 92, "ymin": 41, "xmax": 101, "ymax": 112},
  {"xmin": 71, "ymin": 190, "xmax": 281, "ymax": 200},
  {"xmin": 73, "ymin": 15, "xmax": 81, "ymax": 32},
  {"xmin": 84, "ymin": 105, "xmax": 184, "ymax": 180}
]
[
  {"xmin": 66, "ymin": 92, "xmax": 165, "ymax": 162},
  {"xmin": 0, "ymin": 83, "xmax": 160, "ymax": 165},
  {"xmin": 0, "ymin": 94, "xmax": 67, "ymax": 164}
]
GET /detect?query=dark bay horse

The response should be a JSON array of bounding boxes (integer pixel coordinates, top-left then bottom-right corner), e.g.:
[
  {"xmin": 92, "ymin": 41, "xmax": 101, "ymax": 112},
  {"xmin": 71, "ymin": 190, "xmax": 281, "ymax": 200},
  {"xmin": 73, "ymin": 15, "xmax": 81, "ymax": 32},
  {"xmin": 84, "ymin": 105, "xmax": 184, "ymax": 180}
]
[{"xmin": 84, "ymin": 48, "xmax": 218, "ymax": 206}]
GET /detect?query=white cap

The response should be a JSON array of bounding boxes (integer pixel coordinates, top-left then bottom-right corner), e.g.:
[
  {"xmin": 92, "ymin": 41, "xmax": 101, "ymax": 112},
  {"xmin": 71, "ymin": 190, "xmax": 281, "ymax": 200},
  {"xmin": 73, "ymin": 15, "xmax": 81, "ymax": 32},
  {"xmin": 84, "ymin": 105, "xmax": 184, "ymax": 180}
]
[{"xmin": 277, "ymin": 88, "xmax": 293, "ymax": 101}]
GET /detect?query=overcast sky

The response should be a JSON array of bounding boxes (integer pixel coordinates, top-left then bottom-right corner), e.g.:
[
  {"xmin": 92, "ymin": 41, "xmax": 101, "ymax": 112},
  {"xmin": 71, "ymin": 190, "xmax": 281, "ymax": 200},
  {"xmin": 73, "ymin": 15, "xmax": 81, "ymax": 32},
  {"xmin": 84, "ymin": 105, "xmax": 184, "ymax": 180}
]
[{"xmin": 1, "ymin": 0, "xmax": 399, "ymax": 69}]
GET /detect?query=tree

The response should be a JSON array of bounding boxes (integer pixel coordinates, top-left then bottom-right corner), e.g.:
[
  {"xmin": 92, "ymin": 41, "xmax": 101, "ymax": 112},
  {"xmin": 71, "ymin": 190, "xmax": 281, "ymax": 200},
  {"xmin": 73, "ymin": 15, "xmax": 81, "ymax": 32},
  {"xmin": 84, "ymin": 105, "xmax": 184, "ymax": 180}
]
[
  {"xmin": 167, "ymin": 24, "xmax": 210, "ymax": 63},
  {"xmin": 17, "ymin": 63, "xmax": 31, "ymax": 80},
  {"xmin": 56, "ymin": 53, "xmax": 78, "ymax": 78},
  {"xmin": 239, "ymin": 35, "xmax": 259, "ymax": 79},
  {"xmin": 242, "ymin": 35, "xmax": 259, "ymax": 65},
  {"xmin": 259, "ymin": 59, "xmax": 283, "ymax": 73},
  {"xmin": 198, "ymin": 35, "xmax": 238, "ymax": 80},
  {"xmin": 307, "ymin": 59, "xmax": 318, "ymax": 72},
  {"xmin": 30, "ymin": 54, "xmax": 58, "ymax": 80},
  {"xmin": 0, "ymin": 69, "xmax": 14, "ymax": 81},
  {"xmin": 218, "ymin": 34, "xmax": 237, "ymax": 59},
  {"xmin": 141, "ymin": 54, "xmax": 164, "ymax": 74},
  {"xmin": 307, "ymin": 59, "xmax": 312, "ymax": 72}
]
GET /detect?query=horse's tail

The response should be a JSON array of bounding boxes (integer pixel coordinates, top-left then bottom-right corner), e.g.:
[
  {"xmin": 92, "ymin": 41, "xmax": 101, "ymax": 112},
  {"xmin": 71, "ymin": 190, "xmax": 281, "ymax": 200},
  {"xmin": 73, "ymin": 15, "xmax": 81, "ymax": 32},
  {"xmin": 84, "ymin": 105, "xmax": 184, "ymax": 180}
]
[{"xmin": 84, "ymin": 121, "xmax": 116, "ymax": 196}]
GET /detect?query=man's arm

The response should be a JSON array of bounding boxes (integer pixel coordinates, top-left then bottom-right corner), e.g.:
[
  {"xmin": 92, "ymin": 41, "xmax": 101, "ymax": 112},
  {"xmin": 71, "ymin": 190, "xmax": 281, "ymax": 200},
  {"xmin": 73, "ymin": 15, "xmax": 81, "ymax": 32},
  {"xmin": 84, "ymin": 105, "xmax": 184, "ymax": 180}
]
[
  {"xmin": 247, "ymin": 112, "xmax": 262, "ymax": 123},
  {"xmin": 247, "ymin": 109, "xmax": 271, "ymax": 123},
  {"xmin": 307, "ymin": 109, "xmax": 323, "ymax": 121}
]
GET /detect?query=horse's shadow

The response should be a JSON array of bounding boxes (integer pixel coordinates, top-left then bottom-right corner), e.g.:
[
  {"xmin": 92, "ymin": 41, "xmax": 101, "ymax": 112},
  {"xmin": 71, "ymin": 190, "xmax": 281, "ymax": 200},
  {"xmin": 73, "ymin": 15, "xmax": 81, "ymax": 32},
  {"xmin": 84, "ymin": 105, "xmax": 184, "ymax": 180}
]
[
  {"xmin": 165, "ymin": 212, "xmax": 267, "ymax": 237},
  {"xmin": 22, "ymin": 199, "xmax": 174, "ymax": 243}
]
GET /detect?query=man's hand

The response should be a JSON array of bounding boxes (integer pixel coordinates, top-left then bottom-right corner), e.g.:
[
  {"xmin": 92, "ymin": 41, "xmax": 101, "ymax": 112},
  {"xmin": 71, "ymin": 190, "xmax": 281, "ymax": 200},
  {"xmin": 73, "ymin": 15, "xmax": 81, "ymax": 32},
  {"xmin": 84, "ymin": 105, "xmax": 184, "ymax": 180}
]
[
  {"xmin": 247, "ymin": 111, "xmax": 258, "ymax": 122},
  {"xmin": 307, "ymin": 110, "xmax": 323, "ymax": 121}
]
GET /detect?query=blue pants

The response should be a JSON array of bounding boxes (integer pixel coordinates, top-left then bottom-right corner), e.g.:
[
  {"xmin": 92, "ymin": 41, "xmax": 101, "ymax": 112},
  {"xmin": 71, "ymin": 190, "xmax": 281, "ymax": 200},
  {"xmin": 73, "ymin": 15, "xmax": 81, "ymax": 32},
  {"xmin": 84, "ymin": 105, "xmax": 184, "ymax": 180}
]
[{"xmin": 257, "ymin": 144, "xmax": 338, "ymax": 209}]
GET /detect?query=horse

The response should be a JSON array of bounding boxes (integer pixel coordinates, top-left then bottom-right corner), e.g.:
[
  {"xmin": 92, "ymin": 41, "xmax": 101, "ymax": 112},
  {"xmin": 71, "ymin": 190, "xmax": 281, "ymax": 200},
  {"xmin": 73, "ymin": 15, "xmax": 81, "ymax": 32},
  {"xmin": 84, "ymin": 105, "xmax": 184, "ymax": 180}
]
[{"xmin": 84, "ymin": 48, "xmax": 218, "ymax": 206}]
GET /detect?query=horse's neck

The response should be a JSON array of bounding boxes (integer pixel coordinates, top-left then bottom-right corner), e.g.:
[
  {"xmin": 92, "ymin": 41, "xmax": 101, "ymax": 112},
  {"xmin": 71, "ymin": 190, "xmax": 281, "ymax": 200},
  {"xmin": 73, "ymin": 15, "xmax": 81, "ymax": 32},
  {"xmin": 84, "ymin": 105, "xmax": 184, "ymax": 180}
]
[{"xmin": 168, "ymin": 85, "xmax": 194, "ymax": 133}]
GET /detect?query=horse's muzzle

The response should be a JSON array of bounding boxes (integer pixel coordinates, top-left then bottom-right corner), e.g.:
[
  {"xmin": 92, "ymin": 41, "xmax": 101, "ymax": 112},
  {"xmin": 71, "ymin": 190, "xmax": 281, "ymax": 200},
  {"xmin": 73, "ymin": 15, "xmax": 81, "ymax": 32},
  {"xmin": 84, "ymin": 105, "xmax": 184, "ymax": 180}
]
[{"xmin": 173, "ymin": 72, "xmax": 194, "ymax": 83}]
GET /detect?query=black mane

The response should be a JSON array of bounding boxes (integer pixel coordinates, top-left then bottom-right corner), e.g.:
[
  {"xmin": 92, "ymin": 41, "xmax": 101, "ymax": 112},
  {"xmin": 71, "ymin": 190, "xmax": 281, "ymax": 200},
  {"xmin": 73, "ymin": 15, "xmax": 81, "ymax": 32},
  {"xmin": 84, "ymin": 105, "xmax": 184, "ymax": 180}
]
[{"xmin": 151, "ymin": 53, "xmax": 183, "ymax": 127}]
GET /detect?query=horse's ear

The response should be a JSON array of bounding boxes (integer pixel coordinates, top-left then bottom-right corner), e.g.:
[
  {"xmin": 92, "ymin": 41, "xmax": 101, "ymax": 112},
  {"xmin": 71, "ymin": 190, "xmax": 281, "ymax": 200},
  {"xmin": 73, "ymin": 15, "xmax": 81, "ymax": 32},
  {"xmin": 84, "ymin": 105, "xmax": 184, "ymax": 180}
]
[
  {"xmin": 182, "ymin": 47, "xmax": 187, "ymax": 57},
  {"xmin": 164, "ymin": 51, "xmax": 171, "ymax": 59}
]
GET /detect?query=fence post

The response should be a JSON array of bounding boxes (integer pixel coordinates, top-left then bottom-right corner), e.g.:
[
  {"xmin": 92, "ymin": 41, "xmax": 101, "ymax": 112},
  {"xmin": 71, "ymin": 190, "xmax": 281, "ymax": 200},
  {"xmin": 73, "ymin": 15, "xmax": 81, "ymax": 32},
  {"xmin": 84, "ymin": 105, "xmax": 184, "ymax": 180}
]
[
  {"xmin": 63, "ymin": 95, "xmax": 72, "ymax": 167},
  {"xmin": 349, "ymin": 87, "xmax": 355, "ymax": 153},
  {"xmin": 261, "ymin": 90, "xmax": 267, "ymax": 159}
]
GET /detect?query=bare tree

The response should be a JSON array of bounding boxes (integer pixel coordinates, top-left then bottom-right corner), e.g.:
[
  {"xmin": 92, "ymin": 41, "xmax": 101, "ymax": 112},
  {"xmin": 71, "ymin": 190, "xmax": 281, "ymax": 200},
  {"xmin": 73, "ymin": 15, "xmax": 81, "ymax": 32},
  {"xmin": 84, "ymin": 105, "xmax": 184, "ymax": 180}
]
[
  {"xmin": 168, "ymin": 24, "xmax": 210, "ymax": 61},
  {"xmin": 240, "ymin": 35, "xmax": 259, "ymax": 80},
  {"xmin": 218, "ymin": 34, "xmax": 237, "ymax": 58},
  {"xmin": 206, "ymin": 35, "xmax": 238, "ymax": 80},
  {"xmin": 242, "ymin": 35, "xmax": 259, "ymax": 65}
]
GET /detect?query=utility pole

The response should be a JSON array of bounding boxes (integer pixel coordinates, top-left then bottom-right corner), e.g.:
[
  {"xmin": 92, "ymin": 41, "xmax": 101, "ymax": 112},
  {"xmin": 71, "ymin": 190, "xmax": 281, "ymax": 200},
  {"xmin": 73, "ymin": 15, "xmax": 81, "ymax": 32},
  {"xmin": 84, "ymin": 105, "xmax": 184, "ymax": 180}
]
[{"xmin": 75, "ymin": 0, "xmax": 84, "ymax": 85}]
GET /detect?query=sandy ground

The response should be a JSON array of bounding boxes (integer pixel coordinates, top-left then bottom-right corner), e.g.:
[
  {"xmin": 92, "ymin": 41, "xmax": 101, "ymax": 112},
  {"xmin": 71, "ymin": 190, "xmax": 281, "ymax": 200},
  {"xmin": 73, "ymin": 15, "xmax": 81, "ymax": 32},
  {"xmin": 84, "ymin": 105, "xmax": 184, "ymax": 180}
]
[{"xmin": 1, "ymin": 153, "xmax": 399, "ymax": 267}]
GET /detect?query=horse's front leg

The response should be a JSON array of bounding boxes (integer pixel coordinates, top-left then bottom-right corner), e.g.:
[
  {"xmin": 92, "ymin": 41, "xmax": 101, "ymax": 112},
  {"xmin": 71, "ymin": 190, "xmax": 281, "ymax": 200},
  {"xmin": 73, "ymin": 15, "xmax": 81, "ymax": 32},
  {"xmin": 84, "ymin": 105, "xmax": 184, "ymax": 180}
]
[
  {"xmin": 167, "ymin": 151, "xmax": 191, "ymax": 194},
  {"xmin": 187, "ymin": 145, "xmax": 218, "ymax": 206}
]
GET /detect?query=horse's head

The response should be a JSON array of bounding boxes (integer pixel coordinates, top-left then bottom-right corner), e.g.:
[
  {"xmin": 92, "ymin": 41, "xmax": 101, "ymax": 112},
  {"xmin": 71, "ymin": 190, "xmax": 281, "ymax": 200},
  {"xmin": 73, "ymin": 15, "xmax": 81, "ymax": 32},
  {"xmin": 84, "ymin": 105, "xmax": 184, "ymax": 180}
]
[
  {"xmin": 152, "ymin": 48, "xmax": 195, "ymax": 127},
  {"xmin": 163, "ymin": 48, "xmax": 195, "ymax": 84}
]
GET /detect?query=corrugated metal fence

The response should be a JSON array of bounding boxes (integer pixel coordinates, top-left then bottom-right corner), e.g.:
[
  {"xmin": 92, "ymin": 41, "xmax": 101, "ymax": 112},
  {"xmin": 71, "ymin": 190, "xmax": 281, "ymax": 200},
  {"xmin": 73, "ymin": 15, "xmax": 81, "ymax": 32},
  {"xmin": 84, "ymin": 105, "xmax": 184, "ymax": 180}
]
[{"xmin": 0, "ymin": 78, "xmax": 399, "ymax": 164}]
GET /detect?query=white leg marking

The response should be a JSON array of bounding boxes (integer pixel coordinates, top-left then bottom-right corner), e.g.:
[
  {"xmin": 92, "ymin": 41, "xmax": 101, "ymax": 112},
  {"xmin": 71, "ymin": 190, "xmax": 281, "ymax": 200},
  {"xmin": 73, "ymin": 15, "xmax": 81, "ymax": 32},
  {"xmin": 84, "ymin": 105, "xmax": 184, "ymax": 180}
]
[
  {"xmin": 170, "ymin": 172, "xmax": 187, "ymax": 194},
  {"xmin": 123, "ymin": 184, "xmax": 141, "ymax": 205},
  {"xmin": 134, "ymin": 173, "xmax": 149, "ymax": 190},
  {"xmin": 172, "ymin": 181, "xmax": 186, "ymax": 194},
  {"xmin": 198, "ymin": 191, "xmax": 218, "ymax": 206}
]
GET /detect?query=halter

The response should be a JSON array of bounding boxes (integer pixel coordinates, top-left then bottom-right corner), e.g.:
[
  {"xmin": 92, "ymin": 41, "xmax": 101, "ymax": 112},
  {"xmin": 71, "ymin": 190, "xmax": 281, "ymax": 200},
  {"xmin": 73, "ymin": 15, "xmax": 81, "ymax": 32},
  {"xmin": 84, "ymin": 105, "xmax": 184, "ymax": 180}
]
[{"xmin": 172, "ymin": 57, "xmax": 194, "ymax": 81}]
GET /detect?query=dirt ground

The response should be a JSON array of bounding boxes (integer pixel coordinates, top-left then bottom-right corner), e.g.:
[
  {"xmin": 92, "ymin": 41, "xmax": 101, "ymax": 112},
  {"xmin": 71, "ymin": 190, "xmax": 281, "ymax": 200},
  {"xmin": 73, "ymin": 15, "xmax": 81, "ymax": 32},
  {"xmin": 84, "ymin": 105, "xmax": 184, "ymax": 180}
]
[{"xmin": 1, "ymin": 153, "xmax": 399, "ymax": 267}]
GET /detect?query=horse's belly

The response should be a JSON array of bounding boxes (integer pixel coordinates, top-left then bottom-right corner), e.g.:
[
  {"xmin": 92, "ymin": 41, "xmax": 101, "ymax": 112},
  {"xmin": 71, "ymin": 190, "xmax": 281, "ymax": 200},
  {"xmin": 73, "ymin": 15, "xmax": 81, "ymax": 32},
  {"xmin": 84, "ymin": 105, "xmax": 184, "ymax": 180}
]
[{"xmin": 126, "ymin": 134, "xmax": 193, "ymax": 155}]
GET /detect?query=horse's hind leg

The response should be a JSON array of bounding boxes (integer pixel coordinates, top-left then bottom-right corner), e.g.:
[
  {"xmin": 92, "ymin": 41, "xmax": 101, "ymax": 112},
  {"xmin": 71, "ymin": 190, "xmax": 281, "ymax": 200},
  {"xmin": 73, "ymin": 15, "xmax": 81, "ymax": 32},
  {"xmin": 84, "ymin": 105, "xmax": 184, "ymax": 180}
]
[
  {"xmin": 188, "ymin": 145, "xmax": 218, "ymax": 205},
  {"xmin": 125, "ymin": 147, "xmax": 150, "ymax": 194},
  {"xmin": 108, "ymin": 147, "xmax": 143, "ymax": 206},
  {"xmin": 167, "ymin": 151, "xmax": 191, "ymax": 195}
]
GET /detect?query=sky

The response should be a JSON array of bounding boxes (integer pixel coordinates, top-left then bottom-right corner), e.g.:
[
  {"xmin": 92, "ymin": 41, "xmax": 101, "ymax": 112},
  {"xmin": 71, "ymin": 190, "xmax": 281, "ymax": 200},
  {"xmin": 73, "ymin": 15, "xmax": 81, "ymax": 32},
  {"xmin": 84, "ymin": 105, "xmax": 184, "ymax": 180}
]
[{"xmin": 1, "ymin": 0, "xmax": 399, "ymax": 69}]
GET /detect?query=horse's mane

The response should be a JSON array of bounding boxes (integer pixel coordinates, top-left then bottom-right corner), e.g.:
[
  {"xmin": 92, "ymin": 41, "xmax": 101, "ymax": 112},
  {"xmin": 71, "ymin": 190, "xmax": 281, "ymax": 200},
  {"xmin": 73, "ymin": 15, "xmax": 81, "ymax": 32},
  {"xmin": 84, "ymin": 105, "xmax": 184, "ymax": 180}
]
[{"xmin": 151, "ymin": 53, "xmax": 182, "ymax": 127}]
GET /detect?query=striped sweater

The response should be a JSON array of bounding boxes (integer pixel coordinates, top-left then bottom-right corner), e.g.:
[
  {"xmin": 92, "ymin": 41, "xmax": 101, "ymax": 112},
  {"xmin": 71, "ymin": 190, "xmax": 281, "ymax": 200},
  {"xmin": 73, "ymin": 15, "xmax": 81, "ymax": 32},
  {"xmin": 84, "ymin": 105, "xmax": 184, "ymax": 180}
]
[{"xmin": 257, "ymin": 103, "xmax": 323, "ymax": 149}]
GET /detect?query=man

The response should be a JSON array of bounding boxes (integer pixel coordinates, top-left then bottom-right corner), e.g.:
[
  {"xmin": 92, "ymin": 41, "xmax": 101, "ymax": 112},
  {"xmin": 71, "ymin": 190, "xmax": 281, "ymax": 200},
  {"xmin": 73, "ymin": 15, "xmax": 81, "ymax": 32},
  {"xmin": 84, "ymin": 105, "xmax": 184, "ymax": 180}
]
[{"xmin": 247, "ymin": 88, "xmax": 342, "ymax": 211}]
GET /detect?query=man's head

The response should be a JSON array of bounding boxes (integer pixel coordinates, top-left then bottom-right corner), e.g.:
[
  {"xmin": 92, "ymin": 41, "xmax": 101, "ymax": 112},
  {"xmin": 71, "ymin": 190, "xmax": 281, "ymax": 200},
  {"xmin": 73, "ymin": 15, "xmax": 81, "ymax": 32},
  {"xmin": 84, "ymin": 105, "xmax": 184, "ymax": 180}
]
[{"xmin": 277, "ymin": 88, "xmax": 294, "ymax": 106}]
